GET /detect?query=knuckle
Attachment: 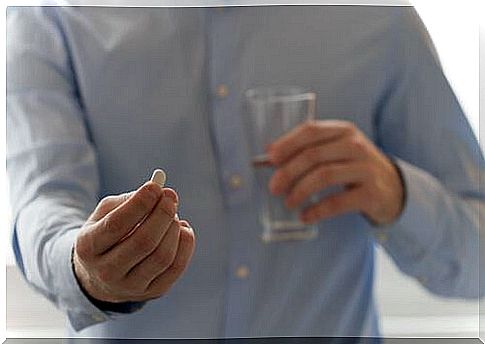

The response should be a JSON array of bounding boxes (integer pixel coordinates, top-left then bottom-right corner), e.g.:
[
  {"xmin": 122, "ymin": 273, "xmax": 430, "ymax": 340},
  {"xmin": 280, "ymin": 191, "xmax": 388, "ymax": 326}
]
[
  {"xmin": 133, "ymin": 234, "xmax": 158, "ymax": 253},
  {"xmin": 102, "ymin": 214, "xmax": 121, "ymax": 233},
  {"xmin": 96, "ymin": 263, "xmax": 116, "ymax": 283},
  {"xmin": 75, "ymin": 233, "xmax": 93, "ymax": 261},
  {"xmin": 155, "ymin": 247, "xmax": 177, "ymax": 270},
  {"xmin": 302, "ymin": 120, "xmax": 319, "ymax": 136},
  {"xmin": 134, "ymin": 185, "xmax": 158, "ymax": 211},
  {"xmin": 96, "ymin": 198, "xmax": 109, "ymax": 214},
  {"xmin": 304, "ymin": 147, "xmax": 320, "ymax": 164},
  {"xmin": 99, "ymin": 196, "xmax": 115, "ymax": 208},
  {"xmin": 341, "ymin": 121, "xmax": 357, "ymax": 134}
]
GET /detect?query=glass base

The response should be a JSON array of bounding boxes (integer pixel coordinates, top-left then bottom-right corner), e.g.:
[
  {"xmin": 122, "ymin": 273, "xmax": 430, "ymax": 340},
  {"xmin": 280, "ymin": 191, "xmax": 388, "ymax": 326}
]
[{"xmin": 261, "ymin": 226, "xmax": 318, "ymax": 243}]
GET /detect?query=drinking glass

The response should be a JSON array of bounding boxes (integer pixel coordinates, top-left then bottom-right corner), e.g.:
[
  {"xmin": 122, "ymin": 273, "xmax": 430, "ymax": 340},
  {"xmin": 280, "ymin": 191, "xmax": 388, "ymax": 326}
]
[{"xmin": 244, "ymin": 85, "xmax": 318, "ymax": 242}]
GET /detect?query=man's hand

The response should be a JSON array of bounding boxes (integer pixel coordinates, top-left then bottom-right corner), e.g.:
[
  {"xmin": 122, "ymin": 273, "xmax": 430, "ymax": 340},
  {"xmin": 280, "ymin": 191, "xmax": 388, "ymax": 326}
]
[
  {"xmin": 267, "ymin": 120, "xmax": 404, "ymax": 226},
  {"xmin": 73, "ymin": 182, "xmax": 195, "ymax": 303}
]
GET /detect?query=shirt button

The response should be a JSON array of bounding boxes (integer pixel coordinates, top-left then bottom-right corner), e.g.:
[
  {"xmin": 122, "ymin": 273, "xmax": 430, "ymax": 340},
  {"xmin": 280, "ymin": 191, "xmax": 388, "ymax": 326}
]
[
  {"xmin": 229, "ymin": 174, "xmax": 243, "ymax": 189},
  {"xmin": 235, "ymin": 265, "xmax": 250, "ymax": 279},
  {"xmin": 216, "ymin": 84, "xmax": 229, "ymax": 98},
  {"xmin": 376, "ymin": 232, "xmax": 388, "ymax": 244},
  {"xmin": 92, "ymin": 314, "xmax": 104, "ymax": 322}
]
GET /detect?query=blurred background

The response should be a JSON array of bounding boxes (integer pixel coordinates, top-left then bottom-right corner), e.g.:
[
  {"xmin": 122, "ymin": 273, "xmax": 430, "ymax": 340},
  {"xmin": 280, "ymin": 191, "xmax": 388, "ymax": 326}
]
[{"xmin": 4, "ymin": 0, "xmax": 481, "ymax": 339}]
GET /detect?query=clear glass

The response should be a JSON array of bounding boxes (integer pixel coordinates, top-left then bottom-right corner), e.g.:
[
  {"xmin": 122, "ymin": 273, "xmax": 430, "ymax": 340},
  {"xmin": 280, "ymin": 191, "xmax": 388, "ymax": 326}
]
[{"xmin": 244, "ymin": 86, "xmax": 318, "ymax": 242}]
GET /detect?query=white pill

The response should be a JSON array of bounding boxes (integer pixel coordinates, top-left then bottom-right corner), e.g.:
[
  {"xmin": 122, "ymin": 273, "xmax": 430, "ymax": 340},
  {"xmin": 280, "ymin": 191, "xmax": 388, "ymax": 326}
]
[{"xmin": 150, "ymin": 169, "xmax": 166, "ymax": 187}]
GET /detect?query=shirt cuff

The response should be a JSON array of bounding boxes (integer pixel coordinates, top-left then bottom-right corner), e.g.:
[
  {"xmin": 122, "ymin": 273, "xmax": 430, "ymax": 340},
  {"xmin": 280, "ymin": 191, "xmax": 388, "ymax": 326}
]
[
  {"xmin": 54, "ymin": 229, "xmax": 144, "ymax": 331},
  {"xmin": 370, "ymin": 158, "xmax": 442, "ymax": 281}
]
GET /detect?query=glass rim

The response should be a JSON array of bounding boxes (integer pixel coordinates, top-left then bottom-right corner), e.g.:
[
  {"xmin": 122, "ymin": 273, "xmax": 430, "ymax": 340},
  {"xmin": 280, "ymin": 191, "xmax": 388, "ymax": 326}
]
[{"xmin": 245, "ymin": 85, "xmax": 316, "ymax": 104}]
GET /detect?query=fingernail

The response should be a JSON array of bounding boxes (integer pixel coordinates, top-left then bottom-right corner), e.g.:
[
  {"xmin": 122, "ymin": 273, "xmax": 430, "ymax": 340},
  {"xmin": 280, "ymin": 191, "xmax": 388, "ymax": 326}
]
[
  {"xmin": 163, "ymin": 190, "xmax": 178, "ymax": 204},
  {"xmin": 161, "ymin": 197, "xmax": 177, "ymax": 217}
]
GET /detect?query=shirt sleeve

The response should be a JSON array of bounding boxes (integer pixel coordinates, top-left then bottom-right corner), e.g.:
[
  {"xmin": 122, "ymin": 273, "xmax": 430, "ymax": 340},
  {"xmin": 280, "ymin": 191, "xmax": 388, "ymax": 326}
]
[
  {"xmin": 373, "ymin": 7, "xmax": 484, "ymax": 299},
  {"xmin": 7, "ymin": 7, "xmax": 144, "ymax": 331}
]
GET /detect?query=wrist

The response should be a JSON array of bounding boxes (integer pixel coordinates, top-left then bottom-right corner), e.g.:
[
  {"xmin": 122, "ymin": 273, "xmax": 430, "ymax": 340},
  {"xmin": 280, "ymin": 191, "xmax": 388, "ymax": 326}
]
[
  {"xmin": 71, "ymin": 245, "xmax": 146, "ymax": 313},
  {"xmin": 368, "ymin": 156, "xmax": 406, "ymax": 226},
  {"xmin": 71, "ymin": 245, "xmax": 99, "ymax": 303}
]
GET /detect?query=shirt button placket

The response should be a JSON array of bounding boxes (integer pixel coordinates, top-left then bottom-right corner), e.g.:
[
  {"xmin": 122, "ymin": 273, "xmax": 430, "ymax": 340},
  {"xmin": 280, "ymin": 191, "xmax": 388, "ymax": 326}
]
[{"xmin": 210, "ymin": 14, "xmax": 252, "ymax": 336}]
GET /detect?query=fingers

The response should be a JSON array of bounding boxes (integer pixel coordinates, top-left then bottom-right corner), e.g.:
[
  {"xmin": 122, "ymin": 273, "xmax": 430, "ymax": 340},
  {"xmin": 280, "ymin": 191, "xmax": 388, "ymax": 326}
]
[
  {"xmin": 89, "ymin": 191, "xmax": 134, "ymax": 222},
  {"xmin": 74, "ymin": 179, "xmax": 194, "ymax": 304},
  {"xmin": 269, "ymin": 137, "xmax": 361, "ymax": 195},
  {"xmin": 267, "ymin": 120, "xmax": 355, "ymax": 165},
  {"xmin": 265, "ymin": 120, "xmax": 399, "ymax": 224},
  {"xmin": 101, "ymin": 189, "xmax": 178, "ymax": 274},
  {"xmin": 160, "ymin": 188, "xmax": 179, "ymax": 206},
  {"xmin": 124, "ymin": 219, "xmax": 181, "ymax": 288},
  {"xmin": 90, "ymin": 182, "xmax": 164, "ymax": 254},
  {"xmin": 143, "ymin": 226, "xmax": 195, "ymax": 299},
  {"xmin": 285, "ymin": 162, "xmax": 371, "ymax": 209},
  {"xmin": 300, "ymin": 186, "xmax": 365, "ymax": 224}
]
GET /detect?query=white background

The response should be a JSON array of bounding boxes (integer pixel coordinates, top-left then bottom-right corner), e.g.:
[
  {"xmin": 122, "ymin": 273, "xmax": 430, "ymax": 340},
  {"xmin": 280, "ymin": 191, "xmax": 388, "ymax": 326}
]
[
  {"xmin": 375, "ymin": 0, "xmax": 481, "ymax": 337},
  {"xmin": 2, "ymin": 0, "xmax": 483, "ymax": 340}
]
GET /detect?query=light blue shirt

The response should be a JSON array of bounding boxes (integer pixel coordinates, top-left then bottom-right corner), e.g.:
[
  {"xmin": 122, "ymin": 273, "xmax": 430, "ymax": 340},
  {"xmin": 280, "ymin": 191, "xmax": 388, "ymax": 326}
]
[{"xmin": 6, "ymin": 5, "xmax": 484, "ymax": 341}]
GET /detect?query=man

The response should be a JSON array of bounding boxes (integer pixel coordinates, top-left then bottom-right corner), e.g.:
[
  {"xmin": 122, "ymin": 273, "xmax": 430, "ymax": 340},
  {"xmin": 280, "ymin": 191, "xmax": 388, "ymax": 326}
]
[{"xmin": 6, "ymin": 4, "xmax": 483, "ymax": 341}]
